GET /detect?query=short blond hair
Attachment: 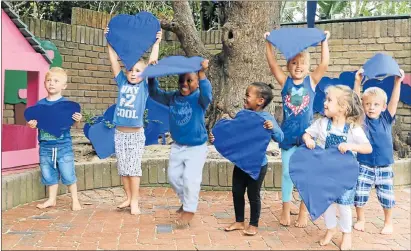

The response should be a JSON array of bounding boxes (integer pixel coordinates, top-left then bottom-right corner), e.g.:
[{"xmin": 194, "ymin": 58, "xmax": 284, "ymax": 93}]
[
  {"xmin": 45, "ymin": 67, "xmax": 68, "ymax": 83},
  {"xmin": 362, "ymin": 87, "xmax": 388, "ymax": 104},
  {"xmin": 287, "ymin": 50, "xmax": 310, "ymax": 67}
]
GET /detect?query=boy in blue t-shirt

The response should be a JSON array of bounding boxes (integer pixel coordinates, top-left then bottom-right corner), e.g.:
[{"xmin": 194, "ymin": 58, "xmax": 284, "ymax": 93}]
[
  {"xmin": 353, "ymin": 68, "xmax": 405, "ymax": 235},
  {"xmin": 148, "ymin": 60, "xmax": 212, "ymax": 228},
  {"xmin": 27, "ymin": 67, "xmax": 82, "ymax": 211},
  {"xmin": 105, "ymin": 27, "xmax": 162, "ymax": 215}
]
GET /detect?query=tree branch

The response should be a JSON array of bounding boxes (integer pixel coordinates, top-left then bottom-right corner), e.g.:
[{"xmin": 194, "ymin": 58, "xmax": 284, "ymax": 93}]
[{"xmin": 168, "ymin": 1, "xmax": 210, "ymax": 58}]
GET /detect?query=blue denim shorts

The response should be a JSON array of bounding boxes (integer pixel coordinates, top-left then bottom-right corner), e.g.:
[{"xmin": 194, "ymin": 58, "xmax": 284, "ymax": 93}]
[{"xmin": 39, "ymin": 145, "xmax": 77, "ymax": 186}]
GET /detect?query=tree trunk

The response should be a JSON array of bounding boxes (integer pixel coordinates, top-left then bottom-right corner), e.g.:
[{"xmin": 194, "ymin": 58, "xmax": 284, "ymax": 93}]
[{"xmin": 161, "ymin": 1, "xmax": 281, "ymax": 130}]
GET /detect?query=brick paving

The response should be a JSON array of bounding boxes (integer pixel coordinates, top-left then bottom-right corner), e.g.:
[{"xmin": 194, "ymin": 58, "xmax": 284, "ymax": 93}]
[{"xmin": 2, "ymin": 187, "xmax": 410, "ymax": 250}]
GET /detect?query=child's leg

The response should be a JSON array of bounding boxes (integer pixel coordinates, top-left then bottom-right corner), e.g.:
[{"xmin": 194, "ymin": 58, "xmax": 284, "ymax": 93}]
[
  {"xmin": 280, "ymin": 146, "xmax": 297, "ymax": 226},
  {"xmin": 320, "ymin": 204, "xmax": 338, "ymax": 246},
  {"xmin": 294, "ymin": 201, "xmax": 309, "ymax": 228},
  {"xmin": 118, "ymin": 176, "xmax": 132, "ymax": 208},
  {"xmin": 129, "ymin": 176, "xmax": 141, "ymax": 215},
  {"xmin": 354, "ymin": 164, "xmax": 374, "ymax": 231},
  {"xmin": 338, "ymin": 204, "xmax": 352, "ymax": 250},
  {"xmin": 57, "ymin": 147, "xmax": 81, "ymax": 211},
  {"xmin": 37, "ymin": 148, "xmax": 59, "ymax": 209},
  {"xmin": 168, "ymin": 144, "xmax": 185, "ymax": 203},
  {"xmin": 225, "ymin": 166, "xmax": 247, "ymax": 231},
  {"xmin": 67, "ymin": 183, "xmax": 82, "ymax": 211},
  {"xmin": 244, "ymin": 165, "xmax": 268, "ymax": 235},
  {"xmin": 375, "ymin": 166, "xmax": 395, "ymax": 234},
  {"xmin": 177, "ymin": 144, "xmax": 208, "ymax": 227}
]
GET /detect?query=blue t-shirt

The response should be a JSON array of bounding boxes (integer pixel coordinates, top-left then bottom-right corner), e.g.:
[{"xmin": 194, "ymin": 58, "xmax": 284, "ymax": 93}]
[
  {"xmin": 280, "ymin": 76, "xmax": 315, "ymax": 150},
  {"xmin": 113, "ymin": 71, "xmax": 149, "ymax": 127},
  {"xmin": 357, "ymin": 110, "xmax": 394, "ymax": 166},
  {"xmin": 37, "ymin": 97, "xmax": 72, "ymax": 148},
  {"xmin": 148, "ymin": 78, "xmax": 212, "ymax": 146},
  {"xmin": 256, "ymin": 111, "xmax": 284, "ymax": 166}
]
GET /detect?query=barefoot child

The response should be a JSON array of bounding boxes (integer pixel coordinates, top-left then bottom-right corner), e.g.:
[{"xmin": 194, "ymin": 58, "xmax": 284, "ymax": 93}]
[
  {"xmin": 264, "ymin": 30, "xmax": 330, "ymax": 227},
  {"xmin": 105, "ymin": 27, "xmax": 162, "ymax": 215},
  {"xmin": 210, "ymin": 82, "xmax": 284, "ymax": 236},
  {"xmin": 353, "ymin": 68, "xmax": 405, "ymax": 234},
  {"xmin": 27, "ymin": 67, "xmax": 82, "ymax": 211},
  {"xmin": 148, "ymin": 60, "xmax": 212, "ymax": 228},
  {"xmin": 302, "ymin": 85, "xmax": 372, "ymax": 250}
]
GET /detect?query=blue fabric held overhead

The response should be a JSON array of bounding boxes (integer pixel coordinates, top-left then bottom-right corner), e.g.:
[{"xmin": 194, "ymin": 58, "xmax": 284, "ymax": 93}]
[
  {"xmin": 289, "ymin": 145, "xmax": 360, "ymax": 220},
  {"xmin": 141, "ymin": 56, "xmax": 204, "ymax": 78},
  {"xmin": 266, "ymin": 28, "xmax": 326, "ymax": 61},
  {"xmin": 363, "ymin": 76, "xmax": 411, "ymax": 105},
  {"xmin": 106, "ymin": 12, "xmax": 160, "ymax": 71},
  {"xmin": 24, "ymin": 101, "xmax": 81, "ymax": 138},
  {"xmin": 212, "ymin": 110, "xmax": 271, "ymax": 180},
  {"xmin": 88, "ymin": 122, "xmax": 116, "ymax": 159},
  {"xmin": 307, "ymin": 1, "xmax": 318, "ymax": 28},
  {"xmin": 363, "ymin": 53, "xmax": 401, "ymax": 79}
]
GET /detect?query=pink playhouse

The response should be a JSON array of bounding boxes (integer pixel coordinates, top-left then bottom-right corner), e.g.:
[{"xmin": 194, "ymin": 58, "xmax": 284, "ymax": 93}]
[{"xmin": 1, "ymin": 2, "xmax": 52, "ymax": 170}]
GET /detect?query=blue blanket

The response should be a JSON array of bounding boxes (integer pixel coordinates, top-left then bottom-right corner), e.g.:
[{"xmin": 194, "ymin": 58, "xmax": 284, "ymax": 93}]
[
  {"xmin": 106, "ymin": 12, "xmax": 160, "ymax": 70},
  {"xmin": 24, "ymin": 101, "xmax": 80, "ymax": 138},
  {"xmin": 212, "ymin": 110, "xmax": 271, "ymax": 180},
  {"xmin": 289, "ymin": 145, "xmax": 359, "ymax": 220}
]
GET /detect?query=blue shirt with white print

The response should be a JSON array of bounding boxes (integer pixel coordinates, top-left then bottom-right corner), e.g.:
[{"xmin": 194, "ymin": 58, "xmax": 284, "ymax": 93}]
[
  {"xmin": 256, "ymin": 111, "xmax": 284, "ymax": 166},
  {"xmin": 148, "ymin": 78, "xmax": 212, "ymax": 146},
  {"xmin": 37, "ymin": 97, "xmax": 72, "ymax": 148},
  {"xmin": 113, "ymin": 71, "xmax": 149, "ymax": 127}
]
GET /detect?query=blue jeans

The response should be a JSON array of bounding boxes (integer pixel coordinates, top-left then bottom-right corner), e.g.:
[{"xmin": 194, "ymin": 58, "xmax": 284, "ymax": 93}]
[{"xmin": 39, "ymin": 145, "xmax": 77, "ymax": 186}]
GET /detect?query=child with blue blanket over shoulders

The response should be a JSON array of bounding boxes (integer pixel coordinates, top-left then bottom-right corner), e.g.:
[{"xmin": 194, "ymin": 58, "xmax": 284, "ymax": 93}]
[{"xmin": 148, "ymin": 60, "xmax": 212, "ymax": 228}]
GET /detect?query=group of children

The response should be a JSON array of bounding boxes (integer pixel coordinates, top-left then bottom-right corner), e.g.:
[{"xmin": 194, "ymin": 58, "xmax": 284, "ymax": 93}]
[{"xmin": 27, "ymin": 25, "xmax": 404, "ymax": 250}]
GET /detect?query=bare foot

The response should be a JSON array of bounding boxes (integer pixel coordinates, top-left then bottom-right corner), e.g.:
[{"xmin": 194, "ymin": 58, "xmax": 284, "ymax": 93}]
[
  {"xmin": 353, "ymin": 220, "xmax": 365, "ymax": 232},
  {"xmin": 117, "ymin": 200, "xmax": 131, "ymax": 209},
  {"xmin": 36, "ymin": 199, "xmax": 56, "ymax": 209},
  {"xmin": 224, "ymin": 222, "xmax": 245, "ymax": 232},
  {"xmin": 340, "ymin": 233, "xmax": 352, "ymax": 250},
  {"xmin": 243, "ymin": 225, "xmax": 258, "ymax": 236},
  {"xmin": 72, "ymin": 200, "xmax": 82, "ymax": 211},
  {"xmin": 294, "ymin": 212, "xmax": 308, "ymax": 228},
  {"xmin": 381, "ymin": 223, "xmax": 393, "ymax": 235},
  {"xmin": 175, "ymin": 211, "xmax": 194, "ymax": 229},
  {"xmin": 320, "ymin": 228, "xmax": 337, "ymax": 246},
  {"xmin": 280, "ymin": 209, "xmax": 291, "ymax": 226},
  {"xmin": 130, "ymin": 201, "xmax": 141, "ymax": 215},
  {"xmin": 176, "ymin": 205, "xmax": 183, "ymax": 214}
]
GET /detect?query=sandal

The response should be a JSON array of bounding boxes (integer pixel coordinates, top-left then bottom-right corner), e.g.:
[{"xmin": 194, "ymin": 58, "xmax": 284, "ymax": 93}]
[
  {"xmin": 243, "ymin": 226, "xmax": 258, "ymax": 236},
  {"xmin": 175, "ymin": 219, "xmax": 190, "ymax": 229},
  {"xmin": 224, "ymin": 223, "xmax": 245, "ymax": 232}
]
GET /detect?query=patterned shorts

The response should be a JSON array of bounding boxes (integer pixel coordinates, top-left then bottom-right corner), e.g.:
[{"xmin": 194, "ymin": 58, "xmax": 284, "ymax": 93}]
[
  {"xmin": 114, "ymin": 129, "xmax": 145, "ymax": 177},
  {"xmin": 354, "ymin": 164, "xmax": 395, "ymax": 209}
]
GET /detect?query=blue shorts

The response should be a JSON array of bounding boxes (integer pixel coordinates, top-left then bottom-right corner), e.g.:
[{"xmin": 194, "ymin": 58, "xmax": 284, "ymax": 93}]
[
  {"xmin": 39, "ymin": 145, "xmax": 77, "ymax": 186},
  {"xmin": 354, "ymin": 164, "xmax": 395, "ymax": 209}
]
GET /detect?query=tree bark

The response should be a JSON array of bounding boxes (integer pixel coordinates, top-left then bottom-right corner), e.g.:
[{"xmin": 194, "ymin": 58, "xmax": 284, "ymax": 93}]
[{"xmin": 161, "ymin": 1, "xmax": 282, "ymax": 130}]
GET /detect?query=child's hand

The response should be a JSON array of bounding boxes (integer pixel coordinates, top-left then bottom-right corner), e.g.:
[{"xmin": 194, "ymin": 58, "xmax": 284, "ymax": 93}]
[
  {"xmin": 155, "ymin": 30, "xmax": 162, "ymax": 45},
  {"xmin": 324, "ymin": 31, "xmax": 330, "ymax": 41},
  {"xmin": 72, "ymin": 112, "xmax": 82, "ymax": 122},
  {"xmin": 264, "ymin": 32, "xmax": 270, "ymax": 39},
  {"xmin": 338, "ymin": 143, "xmax": 351, "ymax": 154},
  {"xmin": 305, "ymin": 138, "xmax": 316, "ymax": 149},
  {"xmin": 396, "ymin": 69, "xmax": 405, "ymax": 82},
  {"xmin": 104, "ymin": 26, "xmax": 109, "ymax": 35},
  {"xmin": 209, "ymin": 132, "xmax": 215, "ymax": 143},
  {"xmin": 201, "ymin": 59, "xmax": 209, "ymax": 71},
  {"xmin": 355, "ymin": 68, "xmax": 364, "ymax": 82},
  {"xmin": 28, "ymin": 120, "xmax": 37, "ymax": 129},
  {"xmin": 263, "ymin": 120, "xmax": 273, "ymax": 130},
  {"xmin": 148, "ymin": 58, "xmax": 158, "ymax": 65}
]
